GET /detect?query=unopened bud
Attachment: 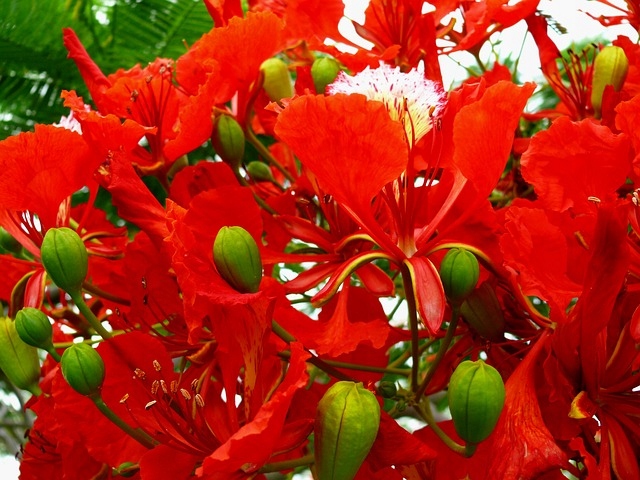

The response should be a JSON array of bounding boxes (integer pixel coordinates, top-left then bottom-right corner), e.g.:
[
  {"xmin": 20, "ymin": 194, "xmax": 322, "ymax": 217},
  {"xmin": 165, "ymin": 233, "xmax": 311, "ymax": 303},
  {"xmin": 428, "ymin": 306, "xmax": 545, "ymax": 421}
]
[
  {"xmin": 377, "ymin": 381, "xmax": 397, "ymax": 399},
  {"xmin": 61, "ymin": 343, "xmax": 105, "ymax": 397},
  {"xmin": 211, "ymin": 114, "xmax": 245, "ymax": 170},
  {"xmin": 260, "ymin": 58, "xmax": 293, "ymax": 102},
  {"xmin": 246, "ymin": 161, "xmax": 275, "ymax": 182},
  {"xmin": 15, "ymin": 307, "xmax": 54, "ymax": 351},
  {"xmin": 439, "ymin": 248, "xmax": 479, "ymax": 304},
  {"xmin": 213, "ymin": 226, "xmax": 262, "ymax": 293},
  {"xmin": 460, "ymin": 282, "xmax": 505, "ymax": 342},
  {"xmin": 41, "ymin": 227, "xmax": 88, "ymax": 293},
  {"xmin": 311, "ymin": 57, "xmax": 341, "ymax": 94},
  {"xmin": 315, "ymin": 381, "xmax": 380, "ymax": 480},
  {"xmin": 448, "ymin": 360, "xmax": 505, "ymax": 445},
  {"xmin": 0, "ymin": 317, "xmax": 41, "ymax": 394},
  {"xmin": 591, "ymin": 45, "xmax": 628, "ymax": 118}
]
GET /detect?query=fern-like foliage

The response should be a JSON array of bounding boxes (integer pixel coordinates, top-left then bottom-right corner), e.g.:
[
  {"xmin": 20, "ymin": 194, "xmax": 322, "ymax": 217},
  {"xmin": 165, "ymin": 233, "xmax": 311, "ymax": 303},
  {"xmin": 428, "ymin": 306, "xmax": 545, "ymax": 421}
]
[{"xmin": 0, "ymin": 0, "xmax": 212, "ymax": 140}]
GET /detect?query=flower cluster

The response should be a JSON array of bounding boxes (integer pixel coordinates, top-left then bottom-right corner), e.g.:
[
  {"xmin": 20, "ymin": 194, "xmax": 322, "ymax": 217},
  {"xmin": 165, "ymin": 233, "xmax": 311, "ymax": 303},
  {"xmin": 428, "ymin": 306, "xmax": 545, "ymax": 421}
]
[{"xmin": 0, "ymin": 1, "xmax": 639, "ymax": 479}]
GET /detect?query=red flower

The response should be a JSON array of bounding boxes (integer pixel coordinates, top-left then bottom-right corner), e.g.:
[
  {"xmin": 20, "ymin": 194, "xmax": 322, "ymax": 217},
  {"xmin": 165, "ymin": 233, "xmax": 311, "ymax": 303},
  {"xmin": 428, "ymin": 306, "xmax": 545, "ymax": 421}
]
[{"xmin": 275, "ymin": 66, "xmax": 533, "ymax": 332}]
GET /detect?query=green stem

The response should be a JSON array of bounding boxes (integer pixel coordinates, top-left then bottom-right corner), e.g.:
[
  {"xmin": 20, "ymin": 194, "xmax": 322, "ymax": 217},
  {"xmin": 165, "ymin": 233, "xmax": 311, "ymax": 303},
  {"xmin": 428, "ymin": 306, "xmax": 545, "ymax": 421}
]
[
  {"xmin": 259, "ymin": 453, "xmax": 314, "ymax": 473},
  {"xmin": 91, "ymin": 395, "xmax": 157, "ymax": 449},
  {"xmin": 82, "ymin": 282, "xmax": 131, "ymax": 306},
  {"xmin": 45, "ymin": 345, "xmax": 62, "ymax": 363},
  {"xmin": 415, "ymin": 400, "xmax": 466, "ymax": 456},
  {"xmin": 400, "ymin": 266, "xmax": 421, "ymax": 391},
  {"xmin": 245, "ymin": 126, "xmax": 296, "ymax": 184},
  {"xmin": 69, "ymin": 291, "xmax": 113, "ymax": 340},
  {"xmin": 232, "ymin": 167, "xmax": 277, "ymax": 214},
  {"xmin": 415, "ymin": 305, "xmax": 460, "ymax": 401}
]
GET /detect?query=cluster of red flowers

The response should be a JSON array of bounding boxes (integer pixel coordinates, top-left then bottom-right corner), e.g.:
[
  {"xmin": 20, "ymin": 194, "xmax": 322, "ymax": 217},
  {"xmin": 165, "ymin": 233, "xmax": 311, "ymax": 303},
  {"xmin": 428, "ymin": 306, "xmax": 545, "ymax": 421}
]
[{"xmin": 1, "ymin": 0, "xmax": 639, "ymax": 478}]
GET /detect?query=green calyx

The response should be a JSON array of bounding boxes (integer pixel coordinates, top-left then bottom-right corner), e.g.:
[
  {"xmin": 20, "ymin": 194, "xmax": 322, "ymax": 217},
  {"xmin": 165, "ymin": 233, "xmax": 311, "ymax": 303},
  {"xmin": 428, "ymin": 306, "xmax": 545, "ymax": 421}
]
[
  {"xmin": 15, "ymin": 307, "xmax": 54, "ymax": 351},
  {"xmin": 439, "ymin": 248, "xmax": 479, "ymax": 304},
  {"xmin": 60, "ymin": 343, "xmax": 105, "ymax": 397},
  {"xmin": 314, "ymin": 381, "xmax": 381, "ymax": 480},
  {"xmin": 311, "ymin": 57, "xmax": 341, "ymax": 94},
  {"xmin": 448, "ymin": 359, "xmax": 505, "ymax": 445},
  {"xmin": 41, "ymin": 227, "xmax": 88, "ymax": 294},
  {"xmin": 213, "ymin": 226, "xmax": 263, "ymax": 294},
  {"xmin": 0, "ymin": 317, "xmax": 41, "ymax": 395},
  {"xmin": 211, "ymin": 114, "xmax": 245, "ymax": 170},
  {"xmin": 260, "ymin": 57, "xmax": 293, "ymax": 102}
]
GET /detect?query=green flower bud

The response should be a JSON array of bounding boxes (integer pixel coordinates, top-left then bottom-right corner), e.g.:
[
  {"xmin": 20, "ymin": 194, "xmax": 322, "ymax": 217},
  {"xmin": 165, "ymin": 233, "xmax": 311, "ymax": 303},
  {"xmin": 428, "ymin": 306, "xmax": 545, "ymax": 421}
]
[
  {"xmin": 260, "ymin": 58, "xmax": 293, "ymax": 102},
  {"xmin": 315, "ymin": 381, "xmax": 380, "ymax": 480},
  {"xmin": 591, "ymin": 45, "xmax": 629, "ymax": 118},
  {"xmin": 15, "ymin": 307, "xmax": 54, "ymax": 351},
  {"xmin": 311, "ymin": 57, "xmax": 341, "ymax": 94},
  {"xmin": 41, "ymin": 227, "xmax": 88, "ymax": 293},
  {"xmin": 448, "ymin": 360, "xmax": 505, "ymax": 445},
  {"xmin": 246, "ymin": 161, "xmax": 275, "ymax": 183},
  {"xmin": 377, "ymin": 381, "xmax": 397, "ymax": 399},
  {"xmin": 0, "ymin": 317, "xmax": 41, "ymax": 394},
  {"xmin": 460, "ymin": 282, "xmax": 505, "ymax": 342},
  {"xmin": 439, "ymin": 248, "xmax": 480, "ymax": 304},
  {"xmin": 60, "ymin": 343, "xmax": 105, "ymax": 397},
  {"xmin": 213, "ymin": 226, "xmax": 262, "ymax": 293},
  {"xmin": 211, "ymin": 114, "xmax": 245, "ymax": 170}
]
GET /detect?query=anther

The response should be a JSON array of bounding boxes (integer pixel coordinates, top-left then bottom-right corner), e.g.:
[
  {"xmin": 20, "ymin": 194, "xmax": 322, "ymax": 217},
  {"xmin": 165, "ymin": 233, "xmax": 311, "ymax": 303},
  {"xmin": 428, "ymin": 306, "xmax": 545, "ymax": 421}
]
[
  {"xmin": 180, "ymin": 389, "xmax": 192, "ymax": 401},
  {"xmin": 134, "ymin": 368, "xmax": 146, "ymax": 380},
  {"xmin": 194, "ymin": 394, "xmax": 205, "ymax": 407},
  {"xmin": 160, "ymin": 380, "xmax": 168, "ymax": 395},
  {"xmin": 170, "ymin": 380, "xmax": 178, "ymax": 394},
  {"xmin": 145, "ymin": 400, "xmax": 157, "ymax": 410},
  {"xmin": 120, "ymin": 394, "xmax": 130, "ymax": 403},
  {"xmin": 152, "ymin": 360, "xmax": 161, "ymax": 372},
  {"xmin": 151, "ymin": 380, "xmax": 159, "ymax": 395}
]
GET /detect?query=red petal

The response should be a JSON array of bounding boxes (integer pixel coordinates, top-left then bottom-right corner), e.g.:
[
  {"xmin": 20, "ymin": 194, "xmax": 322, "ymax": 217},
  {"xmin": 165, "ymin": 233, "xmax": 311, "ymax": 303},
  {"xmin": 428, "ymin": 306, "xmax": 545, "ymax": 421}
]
[
  {"xmin": 201, "ymin": 343, "xmax": 310, "ymax": 478},
  {"xmin": 521, "ymin": 117, "xmax": 631, "ymax": 214},
  {"xmin": 486, "ymin": 332, "xmax": 568, "ymax": 478},
  {"xmin": 366, "ymin": 411, "xmax": 436, "ymax": 471},
  {"xmin": 403, "ymin": 256, "xmax": 446, "ymax": 335},
  {"xmin": 314, "ymin": 284, "xmax": 392, "ymax": 357},
  {"xmin": 0, "ymin": 125, "xmax": 96, "ymax": 230},
  {"xmin": 453, "ymin": 81, "xmax": 535, "ymax": 198},
  {"xmin": 275, "ymin": 93, "xmax": 408, "ymax": 211}
]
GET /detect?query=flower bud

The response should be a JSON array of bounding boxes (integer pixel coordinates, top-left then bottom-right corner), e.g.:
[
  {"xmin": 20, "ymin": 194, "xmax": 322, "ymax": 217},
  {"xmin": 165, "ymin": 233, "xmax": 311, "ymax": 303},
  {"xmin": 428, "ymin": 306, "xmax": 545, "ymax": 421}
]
[
  {"xmin": 460, "ymin": 282, "xmax": 505, "ymax": 342},
  {"xmin": 246, "ymin": 161, "xmax": 275, "ymax": 183},
  {"xmin": 311, "ymin": 57, "xmax": 341, "ymax": 94},
  {"xmin": 315, "ymin": 381, "xmax": 380, "ymax": 480},
  {"xmin": 260, "ymin": 58, "xmax": 293, "ymax": 102},
  {"xmin": 41, "ymin": 227, "xmax": 88, "ymax": 293},
  {"xmin": 591, "ymin": 45, "xmax": 628, "ymax": 118},
  {"xmin": 60, "ymin": 343, "xmax": 105, "ymax": 397},
  {"xmin": 15, "ymin": 307, "xmax": 54, "ymax": 351},
  {"xmin": 213, "ymin": 226, "xmax": 262, "ymax": 293},
  {"xmin": 211, "ymin": 114, "xmax": 245, "ymax": 170},
  {"xmin": 0, "ymin": 317, "xmax": 41, "ymax": 394},
  {"xmin": 377, "ymin": 381, "xmax": 397, "ymax": 398},
  {"xmin": 439, "ymin": 248, "xmax": 479, "ymax": 304},
  {"xmin": 448, "ymin": 360, "xmax": 505, "ymax": 444}
]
